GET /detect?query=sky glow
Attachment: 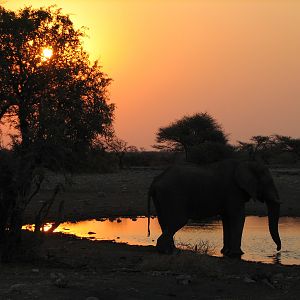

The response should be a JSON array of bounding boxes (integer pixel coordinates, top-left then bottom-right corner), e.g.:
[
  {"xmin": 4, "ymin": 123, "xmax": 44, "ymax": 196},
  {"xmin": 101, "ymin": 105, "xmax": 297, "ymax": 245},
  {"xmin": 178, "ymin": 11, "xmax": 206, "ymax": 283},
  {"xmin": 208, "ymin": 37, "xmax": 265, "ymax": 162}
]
[{"xmin": 3, "ymin": 0, "xmax": 300, "ymax": 148}]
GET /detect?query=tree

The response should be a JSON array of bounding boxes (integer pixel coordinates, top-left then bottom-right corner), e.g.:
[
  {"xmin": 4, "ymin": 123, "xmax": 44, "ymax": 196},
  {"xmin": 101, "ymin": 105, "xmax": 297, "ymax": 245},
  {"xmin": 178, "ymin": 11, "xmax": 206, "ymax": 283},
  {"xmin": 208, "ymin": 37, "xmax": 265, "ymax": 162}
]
[
  {"xmin": 154, "ymin": 113, "xmax": 228, "ymax": 161},
  {"xmin": 273, "ymin": 135, "xmax": 300, "ymax": 160},
  {"xmin": 100, "ymin": 133, "xmax": 137, "ymax": 169},
  {"xmin": 0, "ymin": 6, "xmax": 114, "ymax": 260},
  {"xmin": 237, "ymin": 135, "xmax": 300, "ymax": 163},
  {"xmin": 237, "ymin": 135, "xmax": 274, "ymax": 163}
]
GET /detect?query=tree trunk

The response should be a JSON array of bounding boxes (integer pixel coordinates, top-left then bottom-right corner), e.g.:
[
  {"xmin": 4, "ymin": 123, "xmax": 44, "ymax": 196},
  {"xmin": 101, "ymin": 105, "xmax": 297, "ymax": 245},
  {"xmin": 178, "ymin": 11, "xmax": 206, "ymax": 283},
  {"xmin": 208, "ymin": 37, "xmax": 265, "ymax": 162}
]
[
  {"xmin": 1, "ymin": 202, "xmax": 22, "ymax": 262},
  {"xmin": 183, "ymin": 144, "xmax": 189, "ymax": 161},
  {"xmin": 18, "ymin": 103, "xmax": 31, "ymax": 150},
  {"xmin": 118, "ymin": 153, "xmax": 125, "ymax": 169}
]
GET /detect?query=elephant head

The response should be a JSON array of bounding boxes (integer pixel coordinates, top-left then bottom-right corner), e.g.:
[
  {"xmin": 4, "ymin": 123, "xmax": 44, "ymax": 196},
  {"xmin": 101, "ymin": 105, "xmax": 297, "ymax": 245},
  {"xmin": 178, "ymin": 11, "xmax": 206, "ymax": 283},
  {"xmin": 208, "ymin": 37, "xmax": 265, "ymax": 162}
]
[{"xmin": 235, "ymin": 161, "xmax": 281, "ymax": 251}]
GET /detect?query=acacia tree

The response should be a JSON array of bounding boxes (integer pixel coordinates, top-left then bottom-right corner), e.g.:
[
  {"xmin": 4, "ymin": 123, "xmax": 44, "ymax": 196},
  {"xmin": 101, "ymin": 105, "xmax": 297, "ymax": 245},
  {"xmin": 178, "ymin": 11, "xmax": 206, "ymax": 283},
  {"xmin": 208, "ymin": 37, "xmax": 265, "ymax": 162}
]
[
  {"xmin": 0, "ymin": 6, "xmax": 114, "ymax": 261},
  {"xmin": 273, "ymin": 135, "xmax": 300, "ymax": 159},
  {"xmin": 95, "ymin": 130, "xmax": 137, "ymax": 169},
  {"xmin": 104, "ymin": 136, "xmax": 137, "ymax": 169},
  {"xmin": 237, "ymin": 135, "xmax": 300, "ymax": 163},
  {"xmin": 154, "ymin": 113, "xmax": 228, "ymax": 161},
  {"xmin": 237, "ymin": 135, "xmax": 274, "ymax": 162}
]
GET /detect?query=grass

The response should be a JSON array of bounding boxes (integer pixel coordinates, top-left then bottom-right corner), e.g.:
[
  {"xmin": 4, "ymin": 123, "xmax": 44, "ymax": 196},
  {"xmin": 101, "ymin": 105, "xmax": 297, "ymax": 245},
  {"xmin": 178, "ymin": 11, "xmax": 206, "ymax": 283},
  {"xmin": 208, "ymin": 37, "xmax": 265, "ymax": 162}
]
[{"xmin": 176, "ymin": 239, "xmax": 216, "ymax": 256}]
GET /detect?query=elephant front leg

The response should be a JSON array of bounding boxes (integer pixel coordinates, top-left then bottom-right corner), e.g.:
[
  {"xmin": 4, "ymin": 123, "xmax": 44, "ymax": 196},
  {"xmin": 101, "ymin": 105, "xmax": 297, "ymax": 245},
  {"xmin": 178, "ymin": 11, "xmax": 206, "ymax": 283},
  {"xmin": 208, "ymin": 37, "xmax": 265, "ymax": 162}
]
[
  {"xmin": 222, "ymin": 201, "xmax": 246, "ymax": 258},
  {"xmin": 221, "ymin": 215, "xmax": 230, "ymax": 255},
  {"xmin": 228, "ymin": 210, "xmax": 245, "ymax": 258}
]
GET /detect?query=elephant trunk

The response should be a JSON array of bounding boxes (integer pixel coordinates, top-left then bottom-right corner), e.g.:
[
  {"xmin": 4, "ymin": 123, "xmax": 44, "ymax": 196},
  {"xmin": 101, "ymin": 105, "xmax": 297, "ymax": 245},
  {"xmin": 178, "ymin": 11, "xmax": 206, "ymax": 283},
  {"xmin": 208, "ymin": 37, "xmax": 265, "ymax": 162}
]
[{"xmin": 266, "ymin": 201, "xmax": 281, "ymax": 251}]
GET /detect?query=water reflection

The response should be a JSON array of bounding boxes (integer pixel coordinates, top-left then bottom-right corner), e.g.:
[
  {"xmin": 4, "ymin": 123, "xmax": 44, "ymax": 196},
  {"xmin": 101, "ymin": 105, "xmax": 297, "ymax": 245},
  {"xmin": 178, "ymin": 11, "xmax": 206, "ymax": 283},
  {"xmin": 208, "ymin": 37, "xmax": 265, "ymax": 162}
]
[
  {"xmin": 268, "ymin": 252, "xmax": 281, "ymax": 264},
  {"xmin": 23, "ymin": 216, "xmax": 300, "ymax": 265}
]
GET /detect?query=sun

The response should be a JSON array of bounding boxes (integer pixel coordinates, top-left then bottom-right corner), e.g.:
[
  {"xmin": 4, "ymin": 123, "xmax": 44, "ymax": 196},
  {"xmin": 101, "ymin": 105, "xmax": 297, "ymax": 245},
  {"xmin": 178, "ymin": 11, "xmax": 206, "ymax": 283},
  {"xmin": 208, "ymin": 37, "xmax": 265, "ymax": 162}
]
[{"xmin": 42, "ymin": 48, "xmax": 53, "ymax": 60}]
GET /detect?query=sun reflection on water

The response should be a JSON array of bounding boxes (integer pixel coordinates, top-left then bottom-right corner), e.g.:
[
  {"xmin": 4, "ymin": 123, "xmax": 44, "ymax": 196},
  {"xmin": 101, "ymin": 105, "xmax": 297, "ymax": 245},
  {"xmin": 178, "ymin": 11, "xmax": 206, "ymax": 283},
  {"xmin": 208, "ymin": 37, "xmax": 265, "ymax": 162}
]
[
  {"xmin": 22, "ymin": 216, "xmax": 300, "ymax": 265},
  {"xmin": 22, "ymin": 222, "xmax": 53, "ymax": 232}
]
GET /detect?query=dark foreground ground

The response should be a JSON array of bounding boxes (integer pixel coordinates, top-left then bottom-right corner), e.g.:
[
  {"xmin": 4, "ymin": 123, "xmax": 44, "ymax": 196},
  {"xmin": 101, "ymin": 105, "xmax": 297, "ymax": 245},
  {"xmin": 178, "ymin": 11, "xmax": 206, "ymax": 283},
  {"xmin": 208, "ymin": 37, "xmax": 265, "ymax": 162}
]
[{"xmin": 1, "ymin": 167, "xmax": 300, "ymax": 299}]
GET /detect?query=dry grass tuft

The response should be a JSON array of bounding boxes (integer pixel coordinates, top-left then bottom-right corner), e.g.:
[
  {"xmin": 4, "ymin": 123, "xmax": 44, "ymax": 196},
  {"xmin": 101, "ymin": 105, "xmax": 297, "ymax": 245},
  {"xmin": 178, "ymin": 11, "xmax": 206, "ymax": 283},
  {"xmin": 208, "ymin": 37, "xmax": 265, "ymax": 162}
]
[{"xmin": 176, "ymin": 239, "xmax": 216, "ymax": 256}]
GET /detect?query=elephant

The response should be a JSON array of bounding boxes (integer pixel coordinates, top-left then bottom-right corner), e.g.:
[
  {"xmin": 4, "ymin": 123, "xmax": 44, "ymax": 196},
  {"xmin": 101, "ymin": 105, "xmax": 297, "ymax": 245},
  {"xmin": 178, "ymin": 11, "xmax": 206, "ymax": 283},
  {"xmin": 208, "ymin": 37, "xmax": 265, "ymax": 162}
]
[{"xmin": 147, "ymin": 159, "xmax": 281, "ymax": 257}]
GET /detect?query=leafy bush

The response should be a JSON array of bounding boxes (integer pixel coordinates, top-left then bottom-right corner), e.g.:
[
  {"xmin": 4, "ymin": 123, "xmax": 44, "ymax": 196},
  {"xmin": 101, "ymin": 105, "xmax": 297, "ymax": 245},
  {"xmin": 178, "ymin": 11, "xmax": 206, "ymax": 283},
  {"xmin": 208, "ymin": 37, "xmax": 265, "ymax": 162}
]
[{"xmin": 187, "ymin": 142, "xmax": 235, "ymax": 164}]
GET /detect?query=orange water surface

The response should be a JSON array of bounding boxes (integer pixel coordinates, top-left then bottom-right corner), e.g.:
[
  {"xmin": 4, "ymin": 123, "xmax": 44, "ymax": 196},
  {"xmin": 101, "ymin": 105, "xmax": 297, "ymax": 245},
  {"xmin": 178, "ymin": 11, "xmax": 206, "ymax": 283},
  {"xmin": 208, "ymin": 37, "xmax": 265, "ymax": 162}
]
[{"xmin": 23, "ymin": 216, "xmax": 300, "ymax": 265}]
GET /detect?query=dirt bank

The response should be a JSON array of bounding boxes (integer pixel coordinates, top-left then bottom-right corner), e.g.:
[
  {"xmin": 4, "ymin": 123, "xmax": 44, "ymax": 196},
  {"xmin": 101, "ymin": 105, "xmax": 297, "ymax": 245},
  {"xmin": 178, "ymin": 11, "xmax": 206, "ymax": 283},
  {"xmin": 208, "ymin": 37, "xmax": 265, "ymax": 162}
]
[{"xmin": 25, "ymin": 167, "xmax": 300, "ymax": 224}]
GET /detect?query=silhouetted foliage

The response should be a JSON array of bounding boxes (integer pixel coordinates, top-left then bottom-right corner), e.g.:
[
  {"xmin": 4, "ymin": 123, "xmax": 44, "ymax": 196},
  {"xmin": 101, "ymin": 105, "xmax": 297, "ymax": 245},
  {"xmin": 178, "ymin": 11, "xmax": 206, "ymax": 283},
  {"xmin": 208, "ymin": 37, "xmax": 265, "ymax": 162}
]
[
  {"xmin": 273, "ymin": 135, "xmax": 300, "ymax": 159},
  {"xmin": 154, "ymin": 113, "xmax": 228, "ymax": 162},
  {"xmin": 123, "ymin": 151, "xmax": 179, "ymax": 167},
  {"xmin": 0, "ymin": 6, "xmax": 114, "ymax": 156},
  {"xmin": 237, "ymin": 135, "xmax": 300, "ymax": 164},
  {"xmin": 188, "ymin": 142, "xmax": 235, "ymax": 164},
  {"xmin": 96, "ymin": 132, "xmax": 137, "ymax": 169},
  {"xmin": 237, "ymin": 135, "xmax": 274, "ymax": 163},
  {"xmin": 0, "ymin": 6, "xmax": 114, "ymax": 261}
]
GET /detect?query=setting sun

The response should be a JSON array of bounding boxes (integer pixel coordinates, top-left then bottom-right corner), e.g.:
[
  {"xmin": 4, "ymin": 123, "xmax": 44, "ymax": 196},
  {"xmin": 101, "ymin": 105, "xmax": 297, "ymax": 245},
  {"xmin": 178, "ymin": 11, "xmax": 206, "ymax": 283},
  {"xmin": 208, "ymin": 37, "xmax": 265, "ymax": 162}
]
[{"xmin": 42, "ymin": 47, "xmax": 53, "ymax": 60}]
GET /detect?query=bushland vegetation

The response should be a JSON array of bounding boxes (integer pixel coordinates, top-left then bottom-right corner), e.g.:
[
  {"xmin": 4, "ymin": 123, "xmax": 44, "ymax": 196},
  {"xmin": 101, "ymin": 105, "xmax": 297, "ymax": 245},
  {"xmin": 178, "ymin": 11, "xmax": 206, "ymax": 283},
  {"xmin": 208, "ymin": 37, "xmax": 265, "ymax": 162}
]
[
  {"xmin": 80, "ymin": 132, "xmax": 300, "ymax": 171},
  {"xmin": 51, "ymin": 113, "xmax": 300, "ymax": 171},
  {"xmin": 236, "ymin": 135, "xmax": 300, "ymax": 165}
]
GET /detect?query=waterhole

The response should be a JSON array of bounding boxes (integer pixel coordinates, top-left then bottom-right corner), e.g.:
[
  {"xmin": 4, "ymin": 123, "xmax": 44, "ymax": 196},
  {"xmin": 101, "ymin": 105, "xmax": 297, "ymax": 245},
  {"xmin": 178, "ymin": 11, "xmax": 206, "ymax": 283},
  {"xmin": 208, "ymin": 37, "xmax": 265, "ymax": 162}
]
[{"xmin": 24, "ymin": 216, "xmax": 300, "ymax": 265}]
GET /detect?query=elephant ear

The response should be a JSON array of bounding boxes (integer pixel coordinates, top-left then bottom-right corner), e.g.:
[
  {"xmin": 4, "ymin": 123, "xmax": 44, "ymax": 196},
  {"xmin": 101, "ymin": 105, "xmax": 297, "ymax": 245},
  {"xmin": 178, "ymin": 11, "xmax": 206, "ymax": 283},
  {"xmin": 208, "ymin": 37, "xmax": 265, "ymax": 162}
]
[{"xmin": 235, "ymin": 162, "xmax": 258, "ymax": 201}]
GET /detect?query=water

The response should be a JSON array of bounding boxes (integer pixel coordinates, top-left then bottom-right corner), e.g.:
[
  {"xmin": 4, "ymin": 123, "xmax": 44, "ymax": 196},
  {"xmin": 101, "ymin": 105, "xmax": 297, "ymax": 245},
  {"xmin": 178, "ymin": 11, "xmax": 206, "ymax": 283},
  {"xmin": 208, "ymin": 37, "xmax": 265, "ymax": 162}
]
[{"xmin": 24, "ymin": 216, "xmax": 300, "ymax": 265}]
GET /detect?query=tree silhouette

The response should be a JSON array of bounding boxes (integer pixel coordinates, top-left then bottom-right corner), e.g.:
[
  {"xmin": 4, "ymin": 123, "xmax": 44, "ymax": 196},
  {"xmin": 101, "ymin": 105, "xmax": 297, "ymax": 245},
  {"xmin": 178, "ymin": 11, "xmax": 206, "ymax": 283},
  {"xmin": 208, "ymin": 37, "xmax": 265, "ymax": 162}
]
[
  {"xmin": 272, "ymin": 135, "xmax": 300, "ymax": 160},
  {"xmin": 154, "ymin": 113, "xmax": 228, "ymax": 161},
  {"xmin": 0, "ymin": 6, "xmax": 114, "ymax": 261},
  {"xmin": 237, "ymin": 135, "xmax": 300, "ymax": 163},
  {"xmin": 237, "ymin": 135, "xmax": 273, "ymax": 162},
  {"xmin": 104, "ymin": 135, "xmax": 137, "ymax": 169}
]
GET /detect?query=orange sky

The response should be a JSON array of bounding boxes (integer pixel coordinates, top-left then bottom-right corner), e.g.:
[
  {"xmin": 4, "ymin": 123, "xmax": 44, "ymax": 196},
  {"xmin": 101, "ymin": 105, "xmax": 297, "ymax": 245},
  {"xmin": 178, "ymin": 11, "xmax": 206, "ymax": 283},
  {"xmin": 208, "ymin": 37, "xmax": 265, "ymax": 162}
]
[{"xmin": 4, "ymin": 0, "xmax": 300, "ymax": 149}]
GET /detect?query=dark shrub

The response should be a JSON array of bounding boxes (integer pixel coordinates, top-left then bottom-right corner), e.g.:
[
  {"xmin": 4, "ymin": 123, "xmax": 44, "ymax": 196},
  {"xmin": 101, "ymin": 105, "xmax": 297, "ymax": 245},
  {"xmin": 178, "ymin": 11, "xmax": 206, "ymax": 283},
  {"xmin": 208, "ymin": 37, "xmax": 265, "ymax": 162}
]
[{"xmin": 187, "ymin": 142, "xmax": 235, "ymax": 164}]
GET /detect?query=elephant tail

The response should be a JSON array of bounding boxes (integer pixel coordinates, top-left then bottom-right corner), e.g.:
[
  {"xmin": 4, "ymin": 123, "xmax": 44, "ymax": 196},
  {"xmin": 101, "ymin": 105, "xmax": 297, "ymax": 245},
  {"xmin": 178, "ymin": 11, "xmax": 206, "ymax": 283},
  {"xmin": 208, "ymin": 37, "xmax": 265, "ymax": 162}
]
[
  {"xmin": 147, "ymin": 184, "xmax": 155, "ymax": 237},
  {"xmin": 147, "ymin": 190, "xmax": 151, "ymax": 237}
]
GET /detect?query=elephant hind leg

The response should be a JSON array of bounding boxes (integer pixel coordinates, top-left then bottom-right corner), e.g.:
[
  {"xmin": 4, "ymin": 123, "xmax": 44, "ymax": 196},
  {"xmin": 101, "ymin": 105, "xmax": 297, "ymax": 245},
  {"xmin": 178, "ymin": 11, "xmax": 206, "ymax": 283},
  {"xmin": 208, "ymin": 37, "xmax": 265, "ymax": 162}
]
[
  {"xmin": 154, "ymin": 193, "xmax": 188, "ymax": 254},
  {"xmin": 156, "ymin": 215, "xmax": 188, "ymax": 254},
  {"xmin": 156, "ymin": 232, "xmax": 175, "ymax": 254}
]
